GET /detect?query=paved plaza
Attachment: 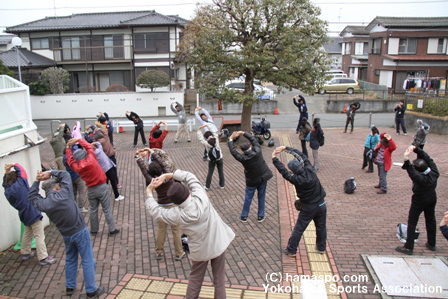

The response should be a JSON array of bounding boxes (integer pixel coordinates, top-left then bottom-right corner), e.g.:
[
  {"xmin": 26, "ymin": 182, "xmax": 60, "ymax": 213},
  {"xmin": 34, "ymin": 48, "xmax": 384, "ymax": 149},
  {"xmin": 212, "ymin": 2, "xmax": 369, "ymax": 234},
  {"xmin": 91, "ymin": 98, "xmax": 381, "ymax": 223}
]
[{"xmin": 0, "ymin": 124, "xmax": 447, "ymax": 299}]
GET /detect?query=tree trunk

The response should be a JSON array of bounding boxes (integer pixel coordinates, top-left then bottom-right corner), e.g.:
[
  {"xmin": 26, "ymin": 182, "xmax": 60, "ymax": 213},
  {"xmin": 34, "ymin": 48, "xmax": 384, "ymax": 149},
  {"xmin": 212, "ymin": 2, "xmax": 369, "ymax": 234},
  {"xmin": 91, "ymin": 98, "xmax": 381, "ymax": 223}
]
[{"xmin": 241, "ymin": 104, "xmax": 252, "ymax": 132}]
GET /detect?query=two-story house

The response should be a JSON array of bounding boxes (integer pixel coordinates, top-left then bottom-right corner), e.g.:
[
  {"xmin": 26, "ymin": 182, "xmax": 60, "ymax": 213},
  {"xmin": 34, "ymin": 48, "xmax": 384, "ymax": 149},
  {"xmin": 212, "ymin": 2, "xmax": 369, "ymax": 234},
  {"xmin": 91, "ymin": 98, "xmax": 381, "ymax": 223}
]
[
  {"xmin": 340, "ymin": 26, "xmax": 370, "ymax": 81},
  {"xmin": 323, "ymin": 37, "xmax": 342, "ymax": 70},
  {"xmin": 365, "ymin": 17, "xmax": 448, "ymax": 93},
  {"xmin": 6, "ymin": 10, "xmax": 188, "ymax": 92}
]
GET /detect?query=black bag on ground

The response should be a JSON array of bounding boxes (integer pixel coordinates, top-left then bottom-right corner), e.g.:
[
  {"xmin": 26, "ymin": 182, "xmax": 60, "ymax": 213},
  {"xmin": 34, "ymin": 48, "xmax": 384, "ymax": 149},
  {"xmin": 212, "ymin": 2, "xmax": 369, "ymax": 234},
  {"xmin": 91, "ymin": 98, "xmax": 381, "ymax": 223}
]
[
  {"xmin": 396, "ymin": 223, "xmax": 419, "ymax": 243},
  {"xmin": 344, "ymin": 177, "xmax": 356, "ymax": 194}
]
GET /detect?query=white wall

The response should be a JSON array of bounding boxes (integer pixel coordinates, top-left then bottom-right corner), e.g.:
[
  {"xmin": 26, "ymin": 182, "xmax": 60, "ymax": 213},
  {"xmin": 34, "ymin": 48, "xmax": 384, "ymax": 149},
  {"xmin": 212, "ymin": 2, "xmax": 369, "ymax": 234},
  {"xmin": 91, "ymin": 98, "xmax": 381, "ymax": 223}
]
[
  {"xmin": 30, "ymin": 91, "xmax": 184, "ymax": 119},
  {"xmin": 388, "ymin": 38, "xmax": 399, "ymax": 55}
]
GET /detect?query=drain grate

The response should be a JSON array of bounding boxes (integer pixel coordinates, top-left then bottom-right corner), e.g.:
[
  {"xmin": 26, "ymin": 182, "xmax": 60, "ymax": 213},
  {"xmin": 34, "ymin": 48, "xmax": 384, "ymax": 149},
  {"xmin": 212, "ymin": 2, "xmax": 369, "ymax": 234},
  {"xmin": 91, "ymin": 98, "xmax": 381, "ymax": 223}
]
[{"xmin": 362, "ymin": 255, "xmax": 448, "ymax": 299}]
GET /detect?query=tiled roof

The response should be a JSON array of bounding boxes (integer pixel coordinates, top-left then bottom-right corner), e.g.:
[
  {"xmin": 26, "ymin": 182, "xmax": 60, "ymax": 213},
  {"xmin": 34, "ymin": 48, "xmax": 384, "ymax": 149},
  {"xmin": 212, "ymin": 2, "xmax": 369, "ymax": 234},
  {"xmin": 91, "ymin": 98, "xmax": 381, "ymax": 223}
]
[
  {"xmin": 366, "ymin": 16, "xmax": 448, "ymax": 31},
  {"xmin": 0, "ymin": 48, "xmax": 54, "ymax": 67},
  {"xmin": 0, "ymin": 35, "xmax": 15, "ymax": 45},
  {"xmin": 340, "ymin": 26, "xmax": 369, "ymax": 36},
  {"xmin": 6, "ymin": 10, "xmax": 188, "ymax": 33},
  {"xmin": 324, "ymin": 37, "xmax": 342, "ymax": 53},
  {"xmin": 383, "ymin": 54, "xmax": 448, "ymax": 61}
]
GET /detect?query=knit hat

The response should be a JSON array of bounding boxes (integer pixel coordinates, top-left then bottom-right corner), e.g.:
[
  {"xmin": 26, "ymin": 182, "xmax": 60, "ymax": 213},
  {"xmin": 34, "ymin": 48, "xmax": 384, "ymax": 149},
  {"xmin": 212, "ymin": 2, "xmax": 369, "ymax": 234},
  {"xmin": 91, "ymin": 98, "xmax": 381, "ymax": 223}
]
[
  {"xmin": 288, "ymin": 158, "xmax": 304, "ymax": 174},
  {"xmin": 73, "ymin": 148, "xmax": 87, "ymax": 161},
  {"xmin": 167, "ymin": 182, "xmax": 190, "ymax": 205}
]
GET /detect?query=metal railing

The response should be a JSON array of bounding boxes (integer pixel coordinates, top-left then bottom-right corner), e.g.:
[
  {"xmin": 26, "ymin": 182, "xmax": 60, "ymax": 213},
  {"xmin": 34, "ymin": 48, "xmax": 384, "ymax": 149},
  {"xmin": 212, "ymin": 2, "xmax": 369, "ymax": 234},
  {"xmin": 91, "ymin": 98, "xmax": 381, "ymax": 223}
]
[{"xmin": 404, "ymin": 94, "xmax": 448, "ymax": 117}]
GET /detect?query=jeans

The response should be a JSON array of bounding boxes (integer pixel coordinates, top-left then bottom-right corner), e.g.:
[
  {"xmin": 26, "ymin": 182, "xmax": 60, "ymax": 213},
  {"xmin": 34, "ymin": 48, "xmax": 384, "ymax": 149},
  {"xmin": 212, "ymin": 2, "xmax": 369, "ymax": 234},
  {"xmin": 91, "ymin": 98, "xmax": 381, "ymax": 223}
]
[
  {"xmin": 395, "ymin": 118, "xmax": 407, "ymax": 134},
  {"xmin": 63, "ymin": 227, "xmax": 97, "ymax": 293},
  {"xmin": 287, "ymin": 202, "xmax": 327, "ymax": 254},
  {"xmin": 241, "ymin": 182, "xmax": 267, "ymax": 218},
  {"xmin": 133, "ymin": 127, "xmax": 146, "ymax": 146},
  {"xmin": 405, "ymin": 198, "xmax": 437, "ymax": 250},
  {"xmin": 377, "ymin": 163, "xmax": 387, "ymax": 191},
  {"xmin": 362, "ymin": 147, "xmax": 374, "ymax": 172},
  {"xmin": 205, "ymin": 159, "xmax": 225, "ymax": 189}
]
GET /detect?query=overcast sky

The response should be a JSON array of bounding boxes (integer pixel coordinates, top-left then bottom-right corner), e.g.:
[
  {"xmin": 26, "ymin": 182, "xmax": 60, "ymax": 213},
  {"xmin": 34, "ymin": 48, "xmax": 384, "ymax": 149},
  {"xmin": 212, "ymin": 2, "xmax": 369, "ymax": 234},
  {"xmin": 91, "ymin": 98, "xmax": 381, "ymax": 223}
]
[{"xmin": 1, "ymin": 0, "xmax": 447, "ymax": 36}]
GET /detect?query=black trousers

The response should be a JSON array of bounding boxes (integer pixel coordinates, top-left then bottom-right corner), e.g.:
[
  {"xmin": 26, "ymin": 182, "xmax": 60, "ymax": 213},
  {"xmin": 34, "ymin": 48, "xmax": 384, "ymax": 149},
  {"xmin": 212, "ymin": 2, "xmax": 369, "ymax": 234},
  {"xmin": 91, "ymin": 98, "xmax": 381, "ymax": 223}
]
[
  {"xmin": 287, "ymin": 202, "xmax": 327, "ymax": 254},
  {"xmin": 395, "ymin": 118, "xmax": 407, "ymax": 134},
  {"xmin": 301, "ymin": 140, "xmax": 308, "ymax": 158},
  {"xmin": 405, "ymin": 198, "xmax": 437, "ymax": 250},
  {"xmin": 345, "ymin": 116, "xmax": 354, "ymax": 131},
  {"xmin": 205, "ymin": 159, "xmax": 225, "ymax": 189},
  {"xmin": 133, "ymin": 127, "xmax": 146, "ymax": 146},
  {"xmin": 362, "ymin": 147, "xmax": 374, "ymax": 172},
  {"xmin": 108, "ymin": 131, "xmax": 114, "ymax": 146},
  {"xmin": 106, "ymin": 167, "xmax": 120, "ymax": 198}
]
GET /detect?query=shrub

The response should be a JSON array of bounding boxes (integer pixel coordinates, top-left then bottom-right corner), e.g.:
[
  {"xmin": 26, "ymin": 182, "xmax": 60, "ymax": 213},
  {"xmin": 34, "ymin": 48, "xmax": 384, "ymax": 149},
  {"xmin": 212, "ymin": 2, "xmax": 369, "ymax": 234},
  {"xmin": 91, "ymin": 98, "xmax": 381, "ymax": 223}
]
[
  {"xmin": 28, "ymin": 80, "xmax": 49, "ymax": 95},
  {"xmin": 105, "ymin": 84, "xmax": 128, "ymax": 92},
  {"xmin": 136, "ymin": 70, "xmax": 170, "ymax": 92},
  {"xmin": 78, "ymin": 85, "xmax": 96, "ymax": 93},
  {"xmin": 41, "ymin": 67, "xmax": 70, "ymax": 94}
]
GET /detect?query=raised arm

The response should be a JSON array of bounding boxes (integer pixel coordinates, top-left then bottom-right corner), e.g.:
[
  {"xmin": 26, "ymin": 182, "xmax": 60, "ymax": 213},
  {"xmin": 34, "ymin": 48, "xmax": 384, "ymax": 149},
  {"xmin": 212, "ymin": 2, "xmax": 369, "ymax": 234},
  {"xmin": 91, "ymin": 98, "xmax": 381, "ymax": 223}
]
[{"xmin": 285, "ymin": 147, "xmax": 309, "ymax": 163}]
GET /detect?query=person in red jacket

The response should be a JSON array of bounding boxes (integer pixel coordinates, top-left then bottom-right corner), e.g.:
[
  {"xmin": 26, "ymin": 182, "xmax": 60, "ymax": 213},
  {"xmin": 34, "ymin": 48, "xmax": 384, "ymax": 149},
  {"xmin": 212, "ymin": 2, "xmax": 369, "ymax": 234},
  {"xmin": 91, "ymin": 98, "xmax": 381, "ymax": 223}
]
[
  {"xmin": 149, "ymin": 121, "xmax": 168, "ymax": 149},
  {"xmin": 373, "ymin": 133, "xmax": 396, "ymax": 194},
  {"xmin": 66, "ymin": 138, "xmax": 119, "ymax": 236}
]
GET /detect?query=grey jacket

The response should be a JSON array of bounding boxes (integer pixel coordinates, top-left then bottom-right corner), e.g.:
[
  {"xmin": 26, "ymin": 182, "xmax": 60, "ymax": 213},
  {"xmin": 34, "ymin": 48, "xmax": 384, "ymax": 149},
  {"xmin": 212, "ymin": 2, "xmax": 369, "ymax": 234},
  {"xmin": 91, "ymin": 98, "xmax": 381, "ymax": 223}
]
[
  {"xmin": 171, "ymin": 102, "xmax": 187, "ymax": 124},
  {"xmin": 29, "ymin": 170, "xmax": 85, "ymax": 237}
]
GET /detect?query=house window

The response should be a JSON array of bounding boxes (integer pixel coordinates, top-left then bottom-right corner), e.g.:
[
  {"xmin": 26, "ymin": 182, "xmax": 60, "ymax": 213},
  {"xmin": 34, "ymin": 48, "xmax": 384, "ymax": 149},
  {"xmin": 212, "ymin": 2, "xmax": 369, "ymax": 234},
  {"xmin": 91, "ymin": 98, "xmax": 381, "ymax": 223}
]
[
  {"xmin": 134, "ymin": 32, "xmax": 169, "ymax": 53},
  {"xmin": 371, "ymin": 39, "xmax": 381, "ymax": 54},
  {"xmin": 344, "ymin": 42, "xmax": 351, "ymax": 55},
  {"xmin": 31, "ymin": 38, "xmax": 49, "ymax": 50},
  {"xmin": 437, "ymin": 38, "xmax": 444, "ymax": 54},
  {"xmin": 62, "ymin": 37, "xmax": 81, "ymax": 60},
  {"xmin": 104, "ymin": 35, "xmax": 124, "ymax": 59},
  {"xmin": 398, "ymin": 38, "xmax": 417, "ymax": 54}
]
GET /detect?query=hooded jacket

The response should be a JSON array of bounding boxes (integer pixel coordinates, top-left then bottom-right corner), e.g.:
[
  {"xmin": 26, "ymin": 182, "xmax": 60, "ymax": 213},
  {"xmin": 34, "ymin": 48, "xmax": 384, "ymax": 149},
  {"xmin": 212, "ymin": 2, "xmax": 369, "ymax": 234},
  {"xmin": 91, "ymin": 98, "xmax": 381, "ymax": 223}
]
[
  {"xmin": 374, "ymin": 133, "xmax": 397, "ymax": 172},
  {"xmin": 228, "ymin": 132, "xmax": 273, "ymax": 187},
  {"xmin": 3, "ymin": 164, "xmax": 43, "ymax": 226}
]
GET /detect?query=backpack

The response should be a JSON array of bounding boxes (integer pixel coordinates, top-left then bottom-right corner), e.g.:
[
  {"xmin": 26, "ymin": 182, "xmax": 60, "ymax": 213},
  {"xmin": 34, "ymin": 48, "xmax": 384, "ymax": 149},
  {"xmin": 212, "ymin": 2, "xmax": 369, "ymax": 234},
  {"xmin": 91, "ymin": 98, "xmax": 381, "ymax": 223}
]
[
  {"xmin": 344, "ymin": 177, "xmax": 356, "ymax": 194},
  {"xmin": 319, "ymin": 134, "xmax": 325, "ymax": 146},
  {"xmin": 396, "ymin": 223, "xmax": 419, "ymax": 243}
]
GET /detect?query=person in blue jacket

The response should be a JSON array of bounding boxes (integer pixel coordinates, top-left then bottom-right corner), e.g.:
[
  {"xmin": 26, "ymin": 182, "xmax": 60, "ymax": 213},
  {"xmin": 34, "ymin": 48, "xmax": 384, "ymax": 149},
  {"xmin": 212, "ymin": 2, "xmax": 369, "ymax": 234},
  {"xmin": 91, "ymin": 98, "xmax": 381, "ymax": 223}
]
[
  {"xmin": 3, "ymin": 163, "xmax": 56, "ymax": 266},
  {"xmin": 362, "ymin": 125, "xmax": 380, "ymax": 173}
]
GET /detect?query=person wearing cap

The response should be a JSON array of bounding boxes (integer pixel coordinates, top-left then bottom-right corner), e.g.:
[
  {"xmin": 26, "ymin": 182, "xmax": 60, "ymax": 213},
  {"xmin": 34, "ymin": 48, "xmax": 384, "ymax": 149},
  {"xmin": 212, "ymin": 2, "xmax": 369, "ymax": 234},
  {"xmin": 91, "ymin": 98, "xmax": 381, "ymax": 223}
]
[
  {"xmin": 49, "ymin": 123, "xmax": 67, "ymax": 171},
  {"xmin": 28, "ymin": 169, "xmax": 105, "ymax": 298},
  {"xmin": 228, "ymin": 131, "xmax": 273, "ymax": 223},
  {"xmin": 145, "ymin": 169, "xmax": 235, "ymax": 299},
  {"xmin": 149, "ymin": 121, "xmax": 168, "ymax": 149},
  {"xmin": 197, "ymin": 125, "xmax": 225, "ymax": 191},
  {"xmin": 396, "ymin": 145, "xmax": 439, "ymax": 255},
  {"xmin": 272, "ymin": 146, "xmax": 327, "ymax": 257},
  {"xmin": 412, "ymin": 119, "xmax": 430, "ymax": 150},
  {"xmin": 65, "ymin": 138, "xmax": 119, "ymax": 236},
  {"xmin": 373, "ymin": 132, "xmax": 396, "ymax": 194},
  {"xmin": 3, "ymin": 163, "xmax": 56, "ymax": 266},
  {"xmin": 171, "ymin": 102, "xmax": 191, "ymax": 143}
]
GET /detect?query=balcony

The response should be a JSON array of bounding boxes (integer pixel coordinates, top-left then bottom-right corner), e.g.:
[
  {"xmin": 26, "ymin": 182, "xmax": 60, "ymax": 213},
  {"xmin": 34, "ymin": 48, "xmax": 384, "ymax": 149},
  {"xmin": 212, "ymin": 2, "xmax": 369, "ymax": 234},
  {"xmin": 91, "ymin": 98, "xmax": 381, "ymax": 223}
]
[{"xmin": 53, "ymin": 44, "xmax": 132, "ymax": 62}]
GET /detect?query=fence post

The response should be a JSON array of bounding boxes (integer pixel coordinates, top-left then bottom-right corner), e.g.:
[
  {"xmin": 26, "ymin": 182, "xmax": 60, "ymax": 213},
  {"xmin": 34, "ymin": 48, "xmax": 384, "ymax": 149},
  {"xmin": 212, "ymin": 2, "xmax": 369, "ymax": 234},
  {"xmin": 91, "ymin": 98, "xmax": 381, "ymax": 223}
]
[{"xmin": 369, "ymin": 112, "xmax": 372, "ymax": 128}]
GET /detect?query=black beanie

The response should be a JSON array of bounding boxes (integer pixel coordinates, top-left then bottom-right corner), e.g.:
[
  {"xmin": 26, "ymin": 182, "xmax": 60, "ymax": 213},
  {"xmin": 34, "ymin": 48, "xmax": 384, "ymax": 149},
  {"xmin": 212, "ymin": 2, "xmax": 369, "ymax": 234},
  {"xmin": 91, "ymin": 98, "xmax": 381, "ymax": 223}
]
[{"xmin": 167, "ymin": 182, "xmax": 190, "ymax": 205}]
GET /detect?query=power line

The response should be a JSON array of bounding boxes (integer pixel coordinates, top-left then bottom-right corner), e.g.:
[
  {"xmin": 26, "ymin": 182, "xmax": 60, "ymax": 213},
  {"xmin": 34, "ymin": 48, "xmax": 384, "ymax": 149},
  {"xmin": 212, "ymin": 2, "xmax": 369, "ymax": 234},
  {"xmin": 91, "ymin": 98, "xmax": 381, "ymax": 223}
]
[{"xmin": 0, "ymin": 0, "xmax": 447, "ymax": 11}]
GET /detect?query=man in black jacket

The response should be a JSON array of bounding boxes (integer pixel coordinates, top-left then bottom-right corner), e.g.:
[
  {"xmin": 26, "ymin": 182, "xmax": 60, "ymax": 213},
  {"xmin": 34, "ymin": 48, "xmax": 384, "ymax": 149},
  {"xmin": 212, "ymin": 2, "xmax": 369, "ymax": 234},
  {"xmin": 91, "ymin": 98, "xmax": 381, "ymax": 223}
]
[
  {"xmin": 396, "ymin": 145, "xmax": 439, "ymax": 255},
  {"xmin": 394, "ymin": 100, "xmax": 407, "ymax": 135},
  {"xmin": 272, "ymin": 146, "xmax": 327, "ymax": 256},
  {"xmin": 125, "ymin": 110, "xmax": 147, "ymax": 147},
  {"xmin": 228, "ymin": 131, "xmax": 273, "ymax": 223}
]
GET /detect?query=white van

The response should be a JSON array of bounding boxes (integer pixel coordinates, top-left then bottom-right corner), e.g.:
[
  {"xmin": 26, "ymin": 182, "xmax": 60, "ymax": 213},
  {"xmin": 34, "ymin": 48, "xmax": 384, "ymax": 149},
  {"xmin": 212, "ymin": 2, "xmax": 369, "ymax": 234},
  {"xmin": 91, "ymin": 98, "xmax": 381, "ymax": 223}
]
[{"xmin": 324, "ymin": 70, "xmax": 347, "ymax": 82}]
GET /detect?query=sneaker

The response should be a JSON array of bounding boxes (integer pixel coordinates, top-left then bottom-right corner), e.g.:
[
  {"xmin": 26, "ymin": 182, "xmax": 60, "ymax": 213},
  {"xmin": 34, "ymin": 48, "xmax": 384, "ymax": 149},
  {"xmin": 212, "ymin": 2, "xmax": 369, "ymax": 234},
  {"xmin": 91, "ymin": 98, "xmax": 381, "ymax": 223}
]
[
  {"xmin": 22, "ymin": 251, "xmax": 35, "ymax": 261},
  {"xmin": 239, "ymin": 216, "xmax": 248, "ymax": 223},
  {"xmin": 374, "ymin": 184, "xmax": 380, "ymax": 189},
  {"xmin": 204, "ymin": 187, "xmax": 210, "ymax": 191},
  {"xmin": 156, "ymin": 253, "xmax": 163, "ymax": 260},
  {"xmin": 133, "ymin": 145, "xmax": 136, "ymax": 148},
  {"xmin": 80, "ymin": 207, "xmax": 89, "ymax": 213},
  {"xmin": 174, "ymin": 140, "xmax": 178, "ymax": 143},
  {"xmin": 40, "ymin": 256, "xmax": 56, "ymax": 266},
  {"xmin": 404, "ymin": 133, "xmax": 407, "ymax": 136},
  {"xmin": 90, "ymin": 231, "xmax": 98, "ymax": 236},
  {"xmin": 203, "ymin": 157, "xmax": 208, "ymax": 161},
  {"xmin": 115, "ymin": 195, "xmax": 125, "ymax": 201},
  {"xmin": 258, "ymin": 216, "xmax": 265, "ymax": 223},
  {"xmin": 282, "ymin": 248, "xmax": 296, "ymax": 257},
  {"xmin": 220, "ymin": 186, "xmax": 225, "ymax": 190},
  {"xmin": 366, "ymin": 170, "xmax": 374, "ymax": 173},
  {"xmin": 377, "ymin": 190, "xmax": 387, "ymax": 194},
  {"xmin": 117, "ymin": 184, "xmax": 122, "ymax": 189},
  {"xmin": 315, "ymin": 246, "xmax": 325, "ymax": 254},
  {"xmin": 175, "ymin": 252, "xmax": 186, "ymax": 261},
  {"xmin": 395, "ymin": 246, "xmax": 413, "ymax": 255},
  {"xmin": 109, "ymin": 229, "xmax": 120, "ymax": 237},
  {"xmin": 87, "ymin": 286, "xmax": 106, "ymax": 298},
  {"xmin": 66, "ymin": 288, "xmax": 75, "ymax": 296},
  {"xmin": 396, "ymin": 133, "xmax": 400, "ymax": 136},
  {"xmin": 425, "ymin": 242, "xmax": 436, "ymax": 251}
]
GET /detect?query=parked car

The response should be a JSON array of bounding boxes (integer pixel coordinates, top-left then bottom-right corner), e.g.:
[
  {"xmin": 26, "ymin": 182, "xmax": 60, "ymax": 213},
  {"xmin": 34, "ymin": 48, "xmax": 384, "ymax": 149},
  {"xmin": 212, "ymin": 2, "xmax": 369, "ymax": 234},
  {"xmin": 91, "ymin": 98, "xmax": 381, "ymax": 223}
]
[
  {"xmin": 225, "ymin": 81, "xmax": 276, "ymax": 100},
  {"xmin": 318, "ymin": 78, "xmax": 361, "ymax": 94}
]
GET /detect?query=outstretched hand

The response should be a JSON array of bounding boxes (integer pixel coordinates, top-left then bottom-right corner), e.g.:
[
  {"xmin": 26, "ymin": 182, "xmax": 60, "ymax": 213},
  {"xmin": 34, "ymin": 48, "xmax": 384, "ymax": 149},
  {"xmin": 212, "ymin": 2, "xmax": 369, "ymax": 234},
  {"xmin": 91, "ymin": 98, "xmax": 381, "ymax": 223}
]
[
  {"xmin": 67, "ymin": 138, "xmax": 79, "ymax": 147},
  {"xmin": 404, "ymin": 145, "xmax": 415, "ymax": 160}
]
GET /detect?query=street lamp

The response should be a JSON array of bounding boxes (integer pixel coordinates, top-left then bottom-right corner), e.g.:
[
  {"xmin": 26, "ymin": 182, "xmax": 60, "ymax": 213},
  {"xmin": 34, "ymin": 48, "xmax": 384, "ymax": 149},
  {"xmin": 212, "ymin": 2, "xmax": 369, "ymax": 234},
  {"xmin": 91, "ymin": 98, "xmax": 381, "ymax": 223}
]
[{"xmin": 11, "ymin": 37, "xmax": 22, "ymax": 82}]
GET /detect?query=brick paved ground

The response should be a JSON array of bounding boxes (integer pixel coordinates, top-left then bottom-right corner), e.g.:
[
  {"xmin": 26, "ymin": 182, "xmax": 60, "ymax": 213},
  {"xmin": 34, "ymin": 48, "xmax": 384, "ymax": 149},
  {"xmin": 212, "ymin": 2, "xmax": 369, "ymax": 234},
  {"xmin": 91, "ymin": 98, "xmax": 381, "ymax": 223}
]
[{"xmin": 0, "ymin": 127, "xmax": 447, "ymax": 299}]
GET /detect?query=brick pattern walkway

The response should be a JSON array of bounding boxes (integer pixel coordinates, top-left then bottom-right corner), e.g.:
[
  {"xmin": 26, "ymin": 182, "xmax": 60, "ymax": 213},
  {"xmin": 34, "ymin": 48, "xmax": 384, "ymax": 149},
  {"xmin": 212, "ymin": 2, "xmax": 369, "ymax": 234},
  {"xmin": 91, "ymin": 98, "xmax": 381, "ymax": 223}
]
[{"xmin": 0, "ymin": 127, "xmax": 447, "ymax": 299}]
